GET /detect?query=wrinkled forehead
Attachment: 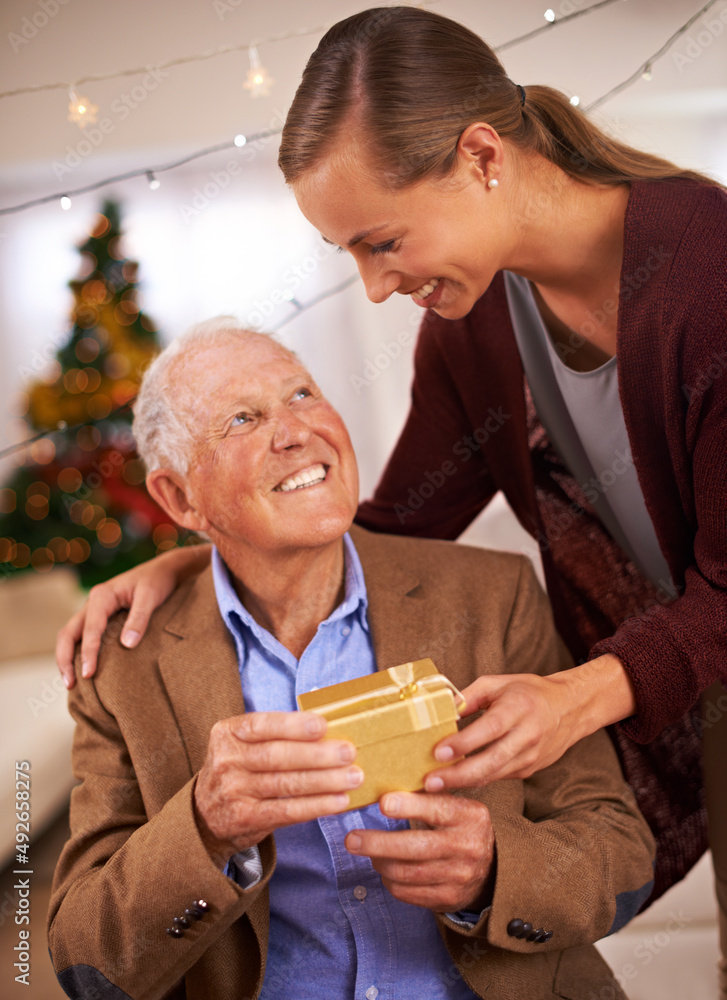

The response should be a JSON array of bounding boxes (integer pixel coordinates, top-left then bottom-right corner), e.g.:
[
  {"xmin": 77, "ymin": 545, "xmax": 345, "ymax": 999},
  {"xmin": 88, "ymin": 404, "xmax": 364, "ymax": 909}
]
[{"xmin": 168, "ymin": 334, "xmax": 311, "ymax": 428}]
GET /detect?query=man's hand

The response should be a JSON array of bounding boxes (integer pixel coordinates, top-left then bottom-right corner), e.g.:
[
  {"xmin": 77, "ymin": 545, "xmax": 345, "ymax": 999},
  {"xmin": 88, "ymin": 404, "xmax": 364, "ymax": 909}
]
[
  {"xmin": 345, "ymin": 792, "xmax": 495, "ymax": 913},
  {"xmin": 194, "ymin": 711, "xmax": 363, "ymax": 866}
]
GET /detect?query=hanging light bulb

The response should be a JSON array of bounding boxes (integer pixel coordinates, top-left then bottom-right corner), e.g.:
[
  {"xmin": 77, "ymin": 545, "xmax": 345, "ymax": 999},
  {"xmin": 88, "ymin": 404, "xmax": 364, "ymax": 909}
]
[
  {"xmin": 243, "ymin": 45, "xmax": 274, "ymax": 98},
  {"xmin": 234, "ymin": 133, "xmax": 247, "ymax": 147},
  {"xmin": 641, "ymin": 63, "xmax": 653, "ymax": 81},
  {"xmin": 544, "ymin": 9, "xmax": 556, "ymax": 22},
  {"xmin": 146, "ymin": 171, "xmax": 161, "ymax": 190},
  {"xmin": 67, "ymin": 88, "xmax": 99, "ymax": 128},
  {"xmin": 569, "ymin": 95, "xmax": 580, "ymax": 107},
  {"xmin": 60, "ymin": 196, "xmax": 72, "ymax": 211}
]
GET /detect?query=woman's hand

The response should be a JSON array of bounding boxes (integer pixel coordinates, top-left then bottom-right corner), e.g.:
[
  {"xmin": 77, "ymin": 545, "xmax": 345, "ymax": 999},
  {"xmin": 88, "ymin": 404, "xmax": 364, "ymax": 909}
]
[
  {"xmin": 425, "ymin": 654, "xmax": 636, "ymax": 790},
  {"xmin": 56, "ymin": 543, "xmax": 212, "ymax": 688}
]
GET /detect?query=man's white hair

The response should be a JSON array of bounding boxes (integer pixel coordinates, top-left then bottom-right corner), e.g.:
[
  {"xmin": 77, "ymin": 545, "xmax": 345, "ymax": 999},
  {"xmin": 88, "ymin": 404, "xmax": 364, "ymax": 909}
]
[{"xmin": 133, "ymin": 316, "xmax": 288, "ymax": 477}]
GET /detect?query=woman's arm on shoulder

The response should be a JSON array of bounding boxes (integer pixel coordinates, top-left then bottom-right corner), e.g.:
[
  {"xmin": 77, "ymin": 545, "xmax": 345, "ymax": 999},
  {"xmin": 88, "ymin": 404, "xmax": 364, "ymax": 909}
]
[{"xmin": 56, "ymin": 542, "xmax": 212, "ymax": 688}]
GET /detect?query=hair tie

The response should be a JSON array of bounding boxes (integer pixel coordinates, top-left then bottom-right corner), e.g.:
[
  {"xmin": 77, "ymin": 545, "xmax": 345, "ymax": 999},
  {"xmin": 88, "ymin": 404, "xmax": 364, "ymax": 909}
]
[{"xmin": 516, "ymin": 84, "xmax": 526, "ymax": 107}]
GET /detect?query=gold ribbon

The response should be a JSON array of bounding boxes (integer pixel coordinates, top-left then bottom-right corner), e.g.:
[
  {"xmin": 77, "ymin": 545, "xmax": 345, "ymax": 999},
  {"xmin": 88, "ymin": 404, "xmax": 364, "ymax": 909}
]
[{"xmin": 310, "ymin": 661, "xmax": 466, "ymax": 728}]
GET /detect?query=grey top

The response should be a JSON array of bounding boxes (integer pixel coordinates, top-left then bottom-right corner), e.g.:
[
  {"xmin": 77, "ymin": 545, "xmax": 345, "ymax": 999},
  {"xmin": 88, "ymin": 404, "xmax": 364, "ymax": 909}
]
[{"xmin": 503, "ymin": 270, "xmax": 673, "ymax": 591}]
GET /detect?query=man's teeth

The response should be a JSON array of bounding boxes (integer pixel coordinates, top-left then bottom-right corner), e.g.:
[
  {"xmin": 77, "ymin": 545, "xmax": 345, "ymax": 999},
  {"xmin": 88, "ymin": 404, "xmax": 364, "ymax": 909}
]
[
  {"xmin": 411, "ymin": 277, "xmax": 439, "ymax": 300},
  {"xmin": 275, "ymin": 463, "xmax": 327, "ymax": 492}
]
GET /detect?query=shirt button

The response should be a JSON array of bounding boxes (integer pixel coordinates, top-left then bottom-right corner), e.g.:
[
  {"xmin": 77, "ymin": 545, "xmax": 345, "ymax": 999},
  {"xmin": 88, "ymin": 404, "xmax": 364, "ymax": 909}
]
[
  {"xmin": 353, "ymin": 885, "xmax": 367, "ymax": 901},
  {"xmin": 365, "ymin": 988, "xmax": 378, "ymax": 1000},
  {"xmin": 341, "ymin": 626, "xmax": 351, "ymax": 636}
]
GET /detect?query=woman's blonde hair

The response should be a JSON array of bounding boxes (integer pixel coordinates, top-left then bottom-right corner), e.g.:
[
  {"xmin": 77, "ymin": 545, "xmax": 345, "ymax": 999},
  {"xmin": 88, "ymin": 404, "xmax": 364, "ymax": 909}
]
[{"xmin": 279, "ymin": 6, "xmax": 717, "ymax": 189}]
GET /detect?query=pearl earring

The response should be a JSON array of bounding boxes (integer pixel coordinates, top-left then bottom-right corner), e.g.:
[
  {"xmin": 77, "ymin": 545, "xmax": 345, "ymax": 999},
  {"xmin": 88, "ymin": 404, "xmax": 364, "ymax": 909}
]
[{"xmin": 487, "ymin": 178, "xmax": 499, "ymax": 189}]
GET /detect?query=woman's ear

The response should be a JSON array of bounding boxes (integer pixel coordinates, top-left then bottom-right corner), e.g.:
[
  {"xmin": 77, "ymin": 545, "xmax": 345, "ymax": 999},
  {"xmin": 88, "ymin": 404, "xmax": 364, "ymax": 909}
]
[
  {"xmin": 456, "ymin": 123, "xmax": 502, "ymax": 186},
  {"xmin": 146, "ymin": 469, "xmax": 209, "ymax": 534}
]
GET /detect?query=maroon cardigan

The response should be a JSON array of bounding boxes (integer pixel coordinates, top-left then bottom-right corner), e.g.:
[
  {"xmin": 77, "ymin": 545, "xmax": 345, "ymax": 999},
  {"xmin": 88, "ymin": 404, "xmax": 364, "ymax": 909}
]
[{"xmin": 356, "ymin": 177, "xmax": 727, "ymax": 899}]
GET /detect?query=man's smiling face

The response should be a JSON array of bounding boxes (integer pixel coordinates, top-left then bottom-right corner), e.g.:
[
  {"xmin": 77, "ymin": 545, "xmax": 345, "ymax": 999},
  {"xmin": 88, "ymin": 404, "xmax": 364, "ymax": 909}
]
[{"xmin": 173, "ymin": 332, "xmax": 359, "ymax": 559}]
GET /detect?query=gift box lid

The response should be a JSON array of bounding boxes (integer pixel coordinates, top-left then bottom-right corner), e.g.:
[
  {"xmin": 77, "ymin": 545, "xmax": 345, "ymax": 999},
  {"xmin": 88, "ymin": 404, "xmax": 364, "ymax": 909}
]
[{"xmin": 297, "ymin": 658, "xmax": 465, "ymax": 748}]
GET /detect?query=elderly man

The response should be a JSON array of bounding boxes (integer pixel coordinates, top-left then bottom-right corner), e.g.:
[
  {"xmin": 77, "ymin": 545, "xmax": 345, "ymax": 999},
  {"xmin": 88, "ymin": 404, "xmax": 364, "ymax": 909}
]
[{"xmin": 48, "ymin": 319, "xmax": 654, "ymax": 1000}]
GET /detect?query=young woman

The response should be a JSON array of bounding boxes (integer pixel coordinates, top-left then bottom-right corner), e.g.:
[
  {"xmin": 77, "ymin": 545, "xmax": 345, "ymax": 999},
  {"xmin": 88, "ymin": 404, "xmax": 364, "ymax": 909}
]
[{"xmin": 56, "ymin": 6, "xmax": 726, "ymax": 984}]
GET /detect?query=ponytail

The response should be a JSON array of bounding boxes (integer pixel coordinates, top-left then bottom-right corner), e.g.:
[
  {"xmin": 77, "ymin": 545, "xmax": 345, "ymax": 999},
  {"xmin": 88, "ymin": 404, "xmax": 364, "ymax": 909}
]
[{"xmin": 279, "ymin": 6, "xmax": 718, "ymax": 189}]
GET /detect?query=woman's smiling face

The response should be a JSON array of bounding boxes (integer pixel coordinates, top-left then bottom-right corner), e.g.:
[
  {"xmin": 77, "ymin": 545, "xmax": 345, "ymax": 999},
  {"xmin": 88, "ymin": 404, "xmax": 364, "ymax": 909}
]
[{"xmin": 293, "ymin": 143, "xmax": 511, "ymax": 321}]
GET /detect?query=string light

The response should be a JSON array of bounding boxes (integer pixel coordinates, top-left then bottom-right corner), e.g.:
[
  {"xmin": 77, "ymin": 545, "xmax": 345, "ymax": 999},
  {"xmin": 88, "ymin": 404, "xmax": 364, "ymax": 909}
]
[
  {"xmin": 60, "ymin": 196, "xmax": 72, "ymax": 211},
  {"xmin": 146, "ymin": 171, "xmax": 161, "ymax": 190},
  {"xmin": 586, "ymin": 0, "xmax": 721, "ymax": 111},
  {"xmin": 0, "ymin": 128, "xmax": 279, "ymax": 217},
  {"xmin": 0, "ymin": 0, "xmax": 722, "ymax": 219},
  {"xmin": 570, "ymin": 95, "xmax": 581, "ymax": 106},
  {"xmin": 497, "ymin": 0, "xmax": 621, "ymax": 52},
  {"xmin": 67, "ymin": 88, "xmax": 98, "ymax": 128},
  {"xmin": 641, "ymin": 63, "xmax": 653, "ymax": 81},
  {"xmin": 0, "ymin": 21, "xmax": 342, "ymax": 101},
  {"xmin": 243, "ymin": 45, "xmax": 274, "ymax": 97},
  {"xmin": 0, "ymin": 0, "xmax": 606, "ymax": 111}
]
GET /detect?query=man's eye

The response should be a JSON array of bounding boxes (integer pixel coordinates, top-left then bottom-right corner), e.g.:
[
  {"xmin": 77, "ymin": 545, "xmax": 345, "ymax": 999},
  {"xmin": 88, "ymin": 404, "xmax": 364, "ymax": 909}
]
[
  {"xmin": 230, "ymin": 412, "xmax": 250, "ymax": 426},
  {"xmin": 370, "ymin": 240, "xmax": 396, "ymax": 256},
  {"xmin": 292, "ymin": 387, "xmax": 312, "ymax": 401}
]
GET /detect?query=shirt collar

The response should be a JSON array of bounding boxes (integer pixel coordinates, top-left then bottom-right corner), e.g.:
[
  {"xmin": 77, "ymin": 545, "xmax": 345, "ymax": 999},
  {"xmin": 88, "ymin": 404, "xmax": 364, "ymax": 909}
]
[{"xmin": 211, "ymin": 531, "xmax": 369, "ymax": 642}]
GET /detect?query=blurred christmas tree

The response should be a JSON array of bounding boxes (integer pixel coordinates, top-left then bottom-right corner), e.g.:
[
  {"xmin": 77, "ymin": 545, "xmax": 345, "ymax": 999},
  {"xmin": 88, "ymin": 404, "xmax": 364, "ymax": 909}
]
[{"xmin": 0, "ymin": 200, "xmax": 191, "ymax": 586}]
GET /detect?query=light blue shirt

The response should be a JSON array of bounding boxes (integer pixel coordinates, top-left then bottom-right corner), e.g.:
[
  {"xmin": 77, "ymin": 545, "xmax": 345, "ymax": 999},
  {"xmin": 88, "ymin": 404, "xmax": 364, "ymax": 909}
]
[{"xmin": 211, "ymin": 534, "xmax": 480, "ymax": 1000}]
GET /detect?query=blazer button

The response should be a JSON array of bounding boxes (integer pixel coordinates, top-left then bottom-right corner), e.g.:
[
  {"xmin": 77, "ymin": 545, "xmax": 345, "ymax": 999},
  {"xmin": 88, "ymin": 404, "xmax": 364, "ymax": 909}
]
[
  {"xmin": 166, "ymin": 927, "xmax": 184, "ymax": 938},
  {"xmin": 528, "ymin": 928, "xmax": 547, "ymax": 942},
  {"xmin": 506, "ymin": 919, "xmax": 524, "ymax": 937},
  {"xmin": 173, "ymin": 916, "xmax": 190, "ymax": 930},
  {"xmin": 543, "ymin": 930, "xmax": 554, "ymax": 942},
  {"xmin": 185, "ymin": 907, "xmax": 203, "ymax": 921},
  {"xmin": 194, "ymin": 899, "xmax": 210, "ymax": 914}
]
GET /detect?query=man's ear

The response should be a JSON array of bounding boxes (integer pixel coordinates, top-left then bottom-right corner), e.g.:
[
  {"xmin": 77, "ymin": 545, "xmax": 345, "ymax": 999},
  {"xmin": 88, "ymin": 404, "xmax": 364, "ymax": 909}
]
[{"xmin": 146, "ymin": 469, "xmax": 209, "ymax": 534}]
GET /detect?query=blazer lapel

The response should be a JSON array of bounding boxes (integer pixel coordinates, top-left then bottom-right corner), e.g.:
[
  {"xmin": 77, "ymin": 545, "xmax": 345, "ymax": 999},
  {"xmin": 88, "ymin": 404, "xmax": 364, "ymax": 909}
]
[
  {"xmin": 158, "ymin": 568, "xmax": 246, "ymax": 777},
  {"xmin": 349, "ymin": 524, "xmax": 434, "ymax": 671}
]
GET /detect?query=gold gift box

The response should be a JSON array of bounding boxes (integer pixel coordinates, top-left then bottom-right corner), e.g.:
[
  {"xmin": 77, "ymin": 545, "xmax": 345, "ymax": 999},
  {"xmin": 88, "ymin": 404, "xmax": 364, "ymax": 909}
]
[{"xmin": 297, "ymin": 658, "xmax": 465, "ymax": 810}]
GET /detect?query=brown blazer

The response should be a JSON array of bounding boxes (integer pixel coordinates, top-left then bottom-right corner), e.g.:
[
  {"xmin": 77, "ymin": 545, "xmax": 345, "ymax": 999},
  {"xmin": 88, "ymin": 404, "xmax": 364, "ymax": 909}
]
[{"xmin": 48, "ymin": 526, "xmax": 655, "ymax": 1000}]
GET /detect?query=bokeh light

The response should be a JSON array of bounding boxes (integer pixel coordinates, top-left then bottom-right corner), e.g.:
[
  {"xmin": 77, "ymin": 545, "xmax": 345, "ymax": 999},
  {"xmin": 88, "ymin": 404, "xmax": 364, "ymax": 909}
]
[
  {"xmin": 58, "ymin": 467, "xmax": 83, "ymax": 493},
  {"xmin": 104, "ymin": 353, "xmax": 131, "ymax": 379},
  {"xmin": 30, "ymin": 438, "xmax": 56, "ymax": 464},
  {"xmin": 89, "ymin": 214, "xmax": 109, "ymax": 239},
  {"xmin": 87, "ymin": 394, "xmax": 112, "ymax": 419},
  {"xmin": 0, "ymin": 488, "xmax": 16, "ymax": 513},
  {"xmin": 11, "ymin": 543, "xmax": 31, "ymax": 568},
  {"xmin": 83, "ymin": 368, "xmax": 102, "ymax": 392},
  {"xmin": 31, "ymin": 547, "xmax": 54, "ymax": 573},
  {"xmin": 97, "ymin": 518, "xmax": 122, "ymax": 548},
  {"xmin": 76, "ymin": 425, "xmax": 102, "ymax": 450},
  {"xmin": 153, "ymin": 524, "xmax": 178, "ymax": 552},
  {"xmin": 68, "ymin": 538, "xmax": 91, "ymax": 563},
  {"xmin": 75, "ymin": 337, "xmax": 100, "ymax": 363},
  {"xmin": 48, "ymin": 537, "xmax": 71, "ymax": 561}
]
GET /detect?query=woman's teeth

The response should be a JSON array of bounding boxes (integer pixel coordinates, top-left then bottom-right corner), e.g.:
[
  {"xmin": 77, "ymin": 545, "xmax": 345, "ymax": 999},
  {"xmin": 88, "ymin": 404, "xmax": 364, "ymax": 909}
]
[
  {"xmin": 274, "ymin": 463, "xmax": 327, "ymax": 492},
  {"xmin": 411, "ymin": 278, "xmax": 439, "ymax": 301}
]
